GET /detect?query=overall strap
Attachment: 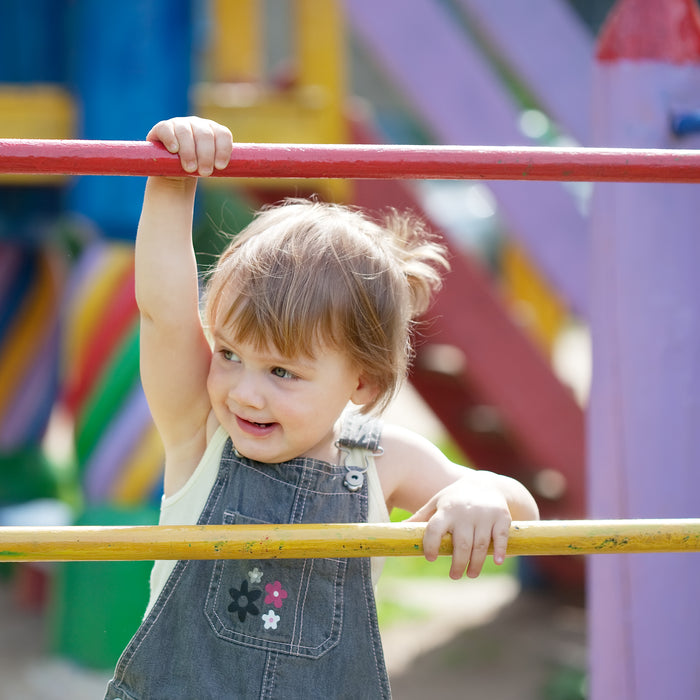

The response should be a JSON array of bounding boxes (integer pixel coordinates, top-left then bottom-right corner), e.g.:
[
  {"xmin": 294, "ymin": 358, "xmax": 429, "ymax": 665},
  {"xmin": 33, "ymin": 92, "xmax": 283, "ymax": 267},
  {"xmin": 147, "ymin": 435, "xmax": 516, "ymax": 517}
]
[{"xmin": 336, "ymin": 411, "xmax": 382, "ymax": 453}]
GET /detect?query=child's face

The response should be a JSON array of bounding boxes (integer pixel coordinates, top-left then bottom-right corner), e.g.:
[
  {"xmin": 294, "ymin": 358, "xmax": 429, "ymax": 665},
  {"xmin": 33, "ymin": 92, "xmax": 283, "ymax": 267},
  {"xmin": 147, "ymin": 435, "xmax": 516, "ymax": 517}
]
[{"xmin": 207, "ymin": 327, "xmax": 373, "ymax": 464}]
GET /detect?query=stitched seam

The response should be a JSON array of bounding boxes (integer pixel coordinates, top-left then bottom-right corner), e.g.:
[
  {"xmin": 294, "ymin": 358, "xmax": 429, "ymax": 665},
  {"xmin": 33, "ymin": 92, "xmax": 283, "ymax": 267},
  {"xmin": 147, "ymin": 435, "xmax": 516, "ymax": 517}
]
[
  {"xmin": 354, "ymin": 460, "xmax": 389, "ymax": 695},
  {"xmin": 235, "ymin": 456, "xmax": 347, "ymax": 477},
  {"xmin": 235, "ymin": 461, "xmax": 372, "ymax": 498},
  {"xmin": 260, "ymin": 651, "xmax": 278, "ymax": 699},
  {"xmin": 361, "ymin": 555, "xmax": 390, "ymax": 697},
  {"xmin": 290, "ymin": 557, "xmax": 309, "ymax": 654}
]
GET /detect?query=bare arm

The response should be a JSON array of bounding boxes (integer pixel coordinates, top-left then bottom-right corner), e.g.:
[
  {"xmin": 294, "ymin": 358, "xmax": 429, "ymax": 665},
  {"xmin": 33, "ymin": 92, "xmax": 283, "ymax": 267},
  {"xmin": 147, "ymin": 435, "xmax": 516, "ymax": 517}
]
[
  {"xmin": 137, "ymin": 118, "xmax": 233, "ymax": 494},
  {"xmin": 378, "ymin": 424, "xmax": 539, "ymax": 579}
]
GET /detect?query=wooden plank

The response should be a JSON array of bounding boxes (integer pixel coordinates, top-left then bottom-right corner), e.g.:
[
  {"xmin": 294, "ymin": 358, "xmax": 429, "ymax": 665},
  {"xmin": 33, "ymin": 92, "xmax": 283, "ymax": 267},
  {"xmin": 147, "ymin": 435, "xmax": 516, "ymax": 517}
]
[
  {"xmin": 455, "ymin": 0, "xmax": 593, "ymax": 144},
  {"xmin": 344, "ymin": 0, "xmax": 589, "ymax": 316},
  {"xmin": 589, "ymin": 1, "xmax": 700, "ymax": 698}
]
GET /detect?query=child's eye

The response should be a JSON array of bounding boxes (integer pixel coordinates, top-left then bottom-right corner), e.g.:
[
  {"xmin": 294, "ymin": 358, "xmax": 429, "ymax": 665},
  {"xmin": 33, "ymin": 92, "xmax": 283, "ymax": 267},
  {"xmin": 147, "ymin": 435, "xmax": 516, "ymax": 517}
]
[
  {"xmin": 222, "ymin": 349, "xmax": 240, "ymax": 362},
  {"xmin": 272, "ymin": 366, "xmax": 295, "ymax": 379}
]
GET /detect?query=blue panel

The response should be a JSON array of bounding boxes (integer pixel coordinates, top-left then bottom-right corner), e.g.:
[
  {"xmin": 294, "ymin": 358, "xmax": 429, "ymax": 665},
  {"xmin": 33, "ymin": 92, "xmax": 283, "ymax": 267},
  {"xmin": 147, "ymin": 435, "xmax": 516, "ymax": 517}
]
[
  {"xmin": 67, "ymin": 0, "xmax": 194, "ymax": 239},
  {"xmin": 0, "ymin": 0, "xmax": 68, "ymax": 81},
  {"xmin": 0, "ymin": 188, "xmax": 64, "ymax": 243}
]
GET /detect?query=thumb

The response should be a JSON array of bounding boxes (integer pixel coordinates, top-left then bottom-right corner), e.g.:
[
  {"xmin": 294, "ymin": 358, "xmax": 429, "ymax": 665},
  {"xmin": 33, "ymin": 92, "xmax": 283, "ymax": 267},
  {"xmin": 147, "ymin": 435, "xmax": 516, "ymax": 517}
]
[{"xmin": 405, "ymin": 500, "xmax": 436, "ymax": 523}]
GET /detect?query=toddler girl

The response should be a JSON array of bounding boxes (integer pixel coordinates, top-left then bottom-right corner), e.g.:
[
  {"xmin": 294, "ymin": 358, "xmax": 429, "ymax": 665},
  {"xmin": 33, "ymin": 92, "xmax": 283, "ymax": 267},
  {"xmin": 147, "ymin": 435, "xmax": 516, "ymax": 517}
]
[{"xmin": 105, "ymin": 117, "xmax": 538, "ymax": 699}]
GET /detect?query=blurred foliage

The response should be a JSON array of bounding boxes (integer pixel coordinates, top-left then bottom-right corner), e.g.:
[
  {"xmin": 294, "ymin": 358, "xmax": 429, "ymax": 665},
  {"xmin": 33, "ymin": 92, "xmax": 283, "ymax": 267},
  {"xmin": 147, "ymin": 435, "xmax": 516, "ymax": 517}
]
[{"xmin": 544, "ymin": 665, "xmax": 587, "ymax": 700}]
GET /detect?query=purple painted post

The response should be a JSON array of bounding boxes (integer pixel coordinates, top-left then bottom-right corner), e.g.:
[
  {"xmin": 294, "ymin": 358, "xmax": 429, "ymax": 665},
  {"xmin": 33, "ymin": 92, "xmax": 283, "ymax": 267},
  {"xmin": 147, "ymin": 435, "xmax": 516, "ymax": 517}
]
[{"xmin": 588, "ymin": 0, "xmax": 700, "ymax": 698}]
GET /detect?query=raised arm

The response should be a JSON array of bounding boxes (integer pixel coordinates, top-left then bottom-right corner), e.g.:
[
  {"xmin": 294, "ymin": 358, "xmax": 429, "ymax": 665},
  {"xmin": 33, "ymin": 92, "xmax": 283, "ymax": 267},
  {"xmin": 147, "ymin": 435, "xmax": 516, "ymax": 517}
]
[{"xmin": 136, "ymin": 117, "xmax": 233, "ymax": 494}]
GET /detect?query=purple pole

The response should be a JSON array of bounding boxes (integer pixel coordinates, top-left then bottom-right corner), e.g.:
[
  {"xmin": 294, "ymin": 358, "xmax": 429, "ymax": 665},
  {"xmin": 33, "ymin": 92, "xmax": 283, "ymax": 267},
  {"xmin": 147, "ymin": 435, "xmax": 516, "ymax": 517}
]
[{"xmin": 588, "ymin": 1, "xmax": 700, "ymax": 698}]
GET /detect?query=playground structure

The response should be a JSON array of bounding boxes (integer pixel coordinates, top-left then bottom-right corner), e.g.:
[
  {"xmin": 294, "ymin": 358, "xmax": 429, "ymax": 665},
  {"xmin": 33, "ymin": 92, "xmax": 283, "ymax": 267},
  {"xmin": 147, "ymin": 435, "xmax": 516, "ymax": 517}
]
[{"xmin": 1, "ymin": 0, "xmax": 699, "ymax": 698}]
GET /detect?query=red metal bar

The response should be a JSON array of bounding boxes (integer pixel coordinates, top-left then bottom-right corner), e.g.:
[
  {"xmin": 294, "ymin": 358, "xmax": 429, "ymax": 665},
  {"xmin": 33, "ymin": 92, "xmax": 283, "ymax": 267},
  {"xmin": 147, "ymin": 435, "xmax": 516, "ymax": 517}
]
[{"xmin": 2, "ymin": 138, "xmax": 700, "ymax": 182}]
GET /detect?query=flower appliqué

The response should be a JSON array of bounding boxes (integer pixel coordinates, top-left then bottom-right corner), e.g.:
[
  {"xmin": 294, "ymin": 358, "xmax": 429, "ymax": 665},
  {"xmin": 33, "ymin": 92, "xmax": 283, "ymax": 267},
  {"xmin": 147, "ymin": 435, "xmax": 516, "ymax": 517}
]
[
  {"xmin": 264, "ymin": 581, "xmax": 288, "ymax": 609},
  {"xmin": 248, "ymin": 567, "xmax": 263, "ymax": 584},
  {"xmin": 228, "ymin": 580, "xmax": 262, "ymax": 622},
  {"xmin": 261, "ymin": 609, "xmax": 281, "ymax": 630}
]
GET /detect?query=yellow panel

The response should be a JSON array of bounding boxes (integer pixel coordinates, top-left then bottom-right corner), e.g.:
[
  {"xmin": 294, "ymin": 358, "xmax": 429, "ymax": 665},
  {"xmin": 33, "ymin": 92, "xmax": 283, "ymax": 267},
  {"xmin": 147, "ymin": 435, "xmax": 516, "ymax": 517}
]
[
  {"xmin": 295, "ymin": 0, "xmax": 347, "ymax": 145},
  {"xmin": 501, "ymin": 240, "xmax": 567, "ymax": 353},
  {"xmin": 208, "ymin": 0, "xmax": 261, "ymax": 82},
  {"xmin": 195, "ymin": 0, "xmax": 350, "ymax": 201},
  {"xmin": 195, "ymin": 83, "xmax": 334, "ymax": 142},
  {"xmin": 0, "ymin": 84, "xmax": 75, "ymax": 138},
  {"xmin": 0, "ymin": 84, "xmax": 76, "ymax": 185}
]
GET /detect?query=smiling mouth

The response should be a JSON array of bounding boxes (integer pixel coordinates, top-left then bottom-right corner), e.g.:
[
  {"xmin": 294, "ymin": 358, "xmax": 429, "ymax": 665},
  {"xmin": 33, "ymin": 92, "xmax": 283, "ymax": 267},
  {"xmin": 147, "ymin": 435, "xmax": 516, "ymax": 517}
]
[{"xmin": 236, "ymin": 416, "xmax": 276, "ymax": 434}]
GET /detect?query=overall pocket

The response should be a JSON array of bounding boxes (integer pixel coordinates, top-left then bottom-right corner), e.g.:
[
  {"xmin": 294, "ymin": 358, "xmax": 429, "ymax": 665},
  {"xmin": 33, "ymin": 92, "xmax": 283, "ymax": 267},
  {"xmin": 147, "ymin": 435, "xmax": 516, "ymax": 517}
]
[{"xmin": 204, "ymin": 510, "xmax": 348, "ymax": 658}]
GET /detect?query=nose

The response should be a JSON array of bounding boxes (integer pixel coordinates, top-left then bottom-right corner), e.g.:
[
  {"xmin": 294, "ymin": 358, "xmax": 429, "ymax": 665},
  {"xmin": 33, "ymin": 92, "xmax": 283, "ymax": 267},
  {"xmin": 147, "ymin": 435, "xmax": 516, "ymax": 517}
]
[{"xmin": 227, "ymin": 370, "xmax": 265, "ymax": 410}]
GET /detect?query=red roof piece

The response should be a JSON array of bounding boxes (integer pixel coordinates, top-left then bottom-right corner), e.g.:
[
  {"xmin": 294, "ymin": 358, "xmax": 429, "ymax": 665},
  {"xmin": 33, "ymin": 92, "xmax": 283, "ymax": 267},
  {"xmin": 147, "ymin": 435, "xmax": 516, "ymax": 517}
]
[{"xmin": 597, "ymin": 0, "xmax": 700, "ymax": 63}]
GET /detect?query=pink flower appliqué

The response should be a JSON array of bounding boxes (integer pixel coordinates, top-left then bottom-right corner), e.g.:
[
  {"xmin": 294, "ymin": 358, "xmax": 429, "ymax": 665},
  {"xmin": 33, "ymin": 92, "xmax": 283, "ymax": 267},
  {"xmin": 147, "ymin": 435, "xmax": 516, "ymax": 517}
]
[{"xmin": 264, "ymin": 581, "xmax": 288, "ymax": 609}]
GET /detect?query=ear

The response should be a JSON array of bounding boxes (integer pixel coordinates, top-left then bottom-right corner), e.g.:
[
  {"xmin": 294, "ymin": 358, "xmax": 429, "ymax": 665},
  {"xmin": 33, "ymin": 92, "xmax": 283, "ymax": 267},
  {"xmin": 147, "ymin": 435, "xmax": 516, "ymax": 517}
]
[{"xmin": 349, "ymin": 374, "xmax": 380, "ymax": 408}]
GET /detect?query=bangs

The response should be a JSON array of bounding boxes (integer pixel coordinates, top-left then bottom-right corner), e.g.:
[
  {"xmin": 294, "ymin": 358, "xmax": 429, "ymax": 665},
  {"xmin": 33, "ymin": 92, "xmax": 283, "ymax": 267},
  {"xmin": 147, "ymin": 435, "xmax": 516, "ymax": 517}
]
[
  {"xmin": 204, "ymin": 242, "xmax": 347, "ymax": 360},
  {"xmin": 215, "ymin": 283, "xmax": 341, "ymax": 360}
]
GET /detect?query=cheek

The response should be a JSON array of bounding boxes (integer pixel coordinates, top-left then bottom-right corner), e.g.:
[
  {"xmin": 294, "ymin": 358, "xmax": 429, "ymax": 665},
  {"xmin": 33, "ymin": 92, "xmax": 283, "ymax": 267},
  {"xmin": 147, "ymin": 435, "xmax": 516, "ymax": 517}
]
[
  {"xmin": 312, "ymin": 381, "xmax": 355, "ymax": 416},
  {"xmin": 206, "ymin": 361, "xmax": 224, "ymax": 399}
]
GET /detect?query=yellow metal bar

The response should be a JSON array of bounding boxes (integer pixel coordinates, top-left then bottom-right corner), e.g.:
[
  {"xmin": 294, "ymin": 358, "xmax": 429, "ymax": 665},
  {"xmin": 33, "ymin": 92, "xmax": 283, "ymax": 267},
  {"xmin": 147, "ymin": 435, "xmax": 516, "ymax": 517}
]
[{"xmin": 0, "ymin": 520, "xmax": 698, "ymax": 563}]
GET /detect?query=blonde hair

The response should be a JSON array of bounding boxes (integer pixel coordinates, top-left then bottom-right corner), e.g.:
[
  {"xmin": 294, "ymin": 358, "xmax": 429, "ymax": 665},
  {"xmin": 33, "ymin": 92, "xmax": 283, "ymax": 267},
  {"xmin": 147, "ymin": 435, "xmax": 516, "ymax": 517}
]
[{"xmin": 204, "ymin": 199, "xmax": 448, "ymax": 414}]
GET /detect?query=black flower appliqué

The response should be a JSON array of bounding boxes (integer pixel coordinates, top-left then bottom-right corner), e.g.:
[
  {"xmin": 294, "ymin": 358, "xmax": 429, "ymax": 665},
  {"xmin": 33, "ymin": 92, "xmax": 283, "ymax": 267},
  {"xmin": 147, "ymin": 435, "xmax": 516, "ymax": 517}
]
[{"xmin": 228, "ymin": 580, "xmax": 262, "ymax": 622}]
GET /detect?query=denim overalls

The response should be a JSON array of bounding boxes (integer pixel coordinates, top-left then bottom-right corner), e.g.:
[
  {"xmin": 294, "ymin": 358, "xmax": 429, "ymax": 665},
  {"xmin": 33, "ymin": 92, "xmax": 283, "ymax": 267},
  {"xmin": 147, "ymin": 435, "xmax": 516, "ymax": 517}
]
[{"xmin": 105, "ymin": 415, "xmax": 391, "ymax": 699}]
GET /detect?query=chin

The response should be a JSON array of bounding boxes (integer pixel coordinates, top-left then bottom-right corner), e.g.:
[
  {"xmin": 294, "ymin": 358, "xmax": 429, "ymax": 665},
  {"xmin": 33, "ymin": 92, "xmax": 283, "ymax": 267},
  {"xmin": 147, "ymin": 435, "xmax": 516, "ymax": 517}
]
[{"xmin": 233, "ymin": 440, "xmax": 288, "ymax": 464}]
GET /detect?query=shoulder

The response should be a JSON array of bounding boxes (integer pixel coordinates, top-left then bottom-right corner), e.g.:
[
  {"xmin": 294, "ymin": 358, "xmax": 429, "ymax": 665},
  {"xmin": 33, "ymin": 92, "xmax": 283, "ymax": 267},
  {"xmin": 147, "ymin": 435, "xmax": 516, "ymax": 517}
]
[
  {"xmin": 380, "ymin": 423, "xmax": 447, "ymax": 462},
  {"xmin": 377, "ymin": 423, "xmax": 465, "ymax": 513}
]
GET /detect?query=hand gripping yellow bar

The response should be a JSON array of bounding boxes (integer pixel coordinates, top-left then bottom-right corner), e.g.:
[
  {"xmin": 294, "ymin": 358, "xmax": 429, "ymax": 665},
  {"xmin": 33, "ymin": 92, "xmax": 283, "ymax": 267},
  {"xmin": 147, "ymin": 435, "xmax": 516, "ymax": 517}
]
[{"xmin": 0, "ymin": 519, "xmax": 698, "ymax": 562}]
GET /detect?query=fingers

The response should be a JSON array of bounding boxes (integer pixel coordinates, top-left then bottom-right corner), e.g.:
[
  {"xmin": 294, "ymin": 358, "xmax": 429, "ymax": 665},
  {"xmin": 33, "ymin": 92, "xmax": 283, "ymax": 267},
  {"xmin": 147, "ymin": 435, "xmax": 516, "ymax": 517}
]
[
  {"xmin": 463, "ymin": 523, "xmax": 493, "ymax": 579},
  {"xmin": 147, "ymin": 120, "xmax": 179, "ymax": 153},
  {"xmin": 421, "ymin": 513, "xmax": 445, "ymax": 563},
  {"xmin": 171, "ymin": 118, "xmax": 215, "ymax": 176},
  {"xmin": 490, "ymin": 520, "xmax": 511, "ymax": 568},
  {"xmin": 404, "ymin": 501, "xmax": 434, "ymax": 524},
  {"xmin": 147, "ymin": 117, "xmax": 233, "ymax": 177},
  {"xmin": 446, "ymin": 524, "xmax": 473, "ymax": 579},
  {"xmin": 213, "ymin": 126, "xmax": 234, "ymax": 171},
  {"xmin": 423, "ymin": 516, "xmax": 511, "ymax": 579}
]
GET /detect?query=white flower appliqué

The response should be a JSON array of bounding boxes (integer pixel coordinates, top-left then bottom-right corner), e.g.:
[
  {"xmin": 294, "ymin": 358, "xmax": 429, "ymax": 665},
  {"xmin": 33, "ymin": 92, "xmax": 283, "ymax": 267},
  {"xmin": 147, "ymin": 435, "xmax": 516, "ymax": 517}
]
[
  {"xmin": 248, "ymin": 567, "xmax": 263, "ymax": 584},
  {"xmin": 262, "ymin": 610, "xmax": 280, "ymax": 630}
]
